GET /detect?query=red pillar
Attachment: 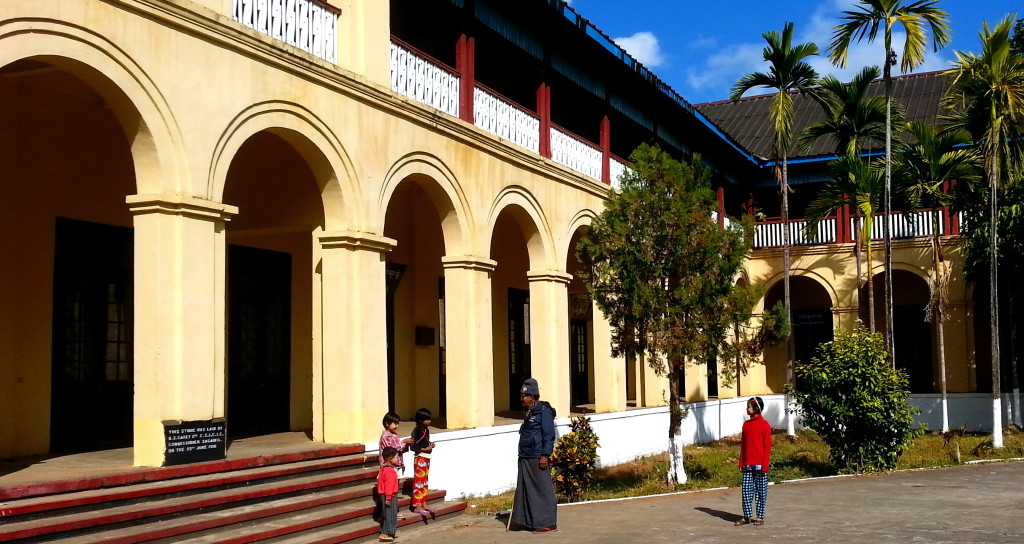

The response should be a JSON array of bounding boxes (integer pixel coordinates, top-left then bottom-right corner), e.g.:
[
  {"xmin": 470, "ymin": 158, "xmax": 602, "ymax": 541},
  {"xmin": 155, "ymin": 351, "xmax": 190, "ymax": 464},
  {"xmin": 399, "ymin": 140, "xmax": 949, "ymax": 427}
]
[
  {"xmin": 456, "ymin": 34, "xmax": 475, "ymax": 123},
  {"xmin": 600, "ymin": 115, "xmax": 611, "ymax": 185},
  {"xmin": 837, "ymin": 203, "xmax": 849, "ymax": 243},
  {"xmin": 537, "ymin": 82, "xmax": 551, "ymax": 158}
]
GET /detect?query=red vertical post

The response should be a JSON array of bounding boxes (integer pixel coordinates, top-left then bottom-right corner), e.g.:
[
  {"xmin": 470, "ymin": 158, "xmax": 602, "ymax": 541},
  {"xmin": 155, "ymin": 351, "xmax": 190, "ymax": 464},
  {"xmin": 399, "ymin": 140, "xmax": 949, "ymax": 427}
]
[
  {"xmin": 600, "ymin": 115, "xmax": 611, "ymax": 185},
  {"xmin": 537, "ymin": 82, "xmax": 551, "ymax": 158},
  {"xmin": 716, "ymin": 187, "xmax": 726, "ymax": 228},
  {"xmin": 456, "ymin": 34, "xmax": 475, "ymax": 123},
  {"xmin": 837, "ymin": 202, "xmax": 849, "ymax": 243}
]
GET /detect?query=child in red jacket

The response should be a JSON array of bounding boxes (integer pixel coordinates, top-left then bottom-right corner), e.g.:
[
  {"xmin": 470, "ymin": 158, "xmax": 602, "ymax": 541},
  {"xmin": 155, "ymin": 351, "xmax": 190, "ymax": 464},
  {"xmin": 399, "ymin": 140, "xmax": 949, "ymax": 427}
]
[
  {"xmin": 736, "ymin": 396, "xmax": 772, "ymax": 526},
  {"xmin": 377, "ymin": 447, "xmax": 401, "ymax": 542}
]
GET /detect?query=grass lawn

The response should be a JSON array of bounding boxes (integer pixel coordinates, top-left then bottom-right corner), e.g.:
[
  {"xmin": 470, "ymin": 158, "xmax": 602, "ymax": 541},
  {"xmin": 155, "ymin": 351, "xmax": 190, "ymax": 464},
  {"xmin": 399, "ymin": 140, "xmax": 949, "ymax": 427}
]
[{"xmin": 464, "ymin": 426, "xmax": 1024, "ymax": 516}]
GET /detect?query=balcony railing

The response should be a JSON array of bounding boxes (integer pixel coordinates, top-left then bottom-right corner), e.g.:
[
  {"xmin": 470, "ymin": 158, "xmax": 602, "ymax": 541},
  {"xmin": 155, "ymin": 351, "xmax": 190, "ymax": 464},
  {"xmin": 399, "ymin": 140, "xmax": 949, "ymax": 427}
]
[
  {"xmin": 233, "ymin": 0, "xmax": 339, "ymax": 64},
  {"xmin": 550, "ymin": 125, "xmax": 603, "ymax": 181},
  {"xmin": 388, "ymin": 38, "xmax": 618, "ymax": 184},
  {"xmin": 473, "ymin": 86, "xmax": 540, "ymax": 153},
  {"xmin": 390, "ymin": 41, "xmax": 460, "ymax": 117},
  {"xmin": 753, "ymin": 208, "xmax": 960, "ymax": 249},
  {"xmin": 754, "ymin": 218, "xmax": 837, "ymax": 248},
  {"xmin": 609, "ymin": 156, "xmax": 630, "ymax": 190}
]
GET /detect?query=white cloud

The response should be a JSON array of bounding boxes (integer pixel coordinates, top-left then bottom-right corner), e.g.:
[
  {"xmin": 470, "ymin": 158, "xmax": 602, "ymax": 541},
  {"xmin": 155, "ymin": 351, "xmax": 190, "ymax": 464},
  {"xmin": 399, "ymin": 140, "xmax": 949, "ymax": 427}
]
[
  {"xmin": 686, "ymin": 0, "xmax": 955, "ymax": 101},
  {"xmin": 689, "ymin": 35, "xmax": 718, "ymax": 51},
  {"xmin": 613, "ymin": 31, "xmax": 667, "ymax": 67}
]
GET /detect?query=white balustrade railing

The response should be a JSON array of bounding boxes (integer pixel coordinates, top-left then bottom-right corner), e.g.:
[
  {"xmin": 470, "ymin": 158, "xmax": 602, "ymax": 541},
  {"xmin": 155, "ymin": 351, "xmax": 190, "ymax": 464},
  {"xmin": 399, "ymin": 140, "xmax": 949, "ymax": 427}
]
[
  {"xmin": 390, "ymin": 42, "xmax": 460, "ymax": 117},
  {"xmin": 550, "ymin": 127, "xmax": 603, "ymax": 180},
  {"xmin": 710, "ymin": 211, "xmax": 733, "ymax": 229},
  {"xmin": 233, "ymin": 0, "xmax": 338, "ymax": 64},
  {"xmin": 473, "ymin": 87, "xmax": 539, "ymax": 153},
  {"xmin": 754, "ymin": 218, "xmax": 837, "ymax": 248},
  {"xmin": 862, "ymin": 210, "xmax": 944, "ymax": 240},
  {"xmin": 608, "ymin": 157, "xmax": 630, "ymax": 190}
]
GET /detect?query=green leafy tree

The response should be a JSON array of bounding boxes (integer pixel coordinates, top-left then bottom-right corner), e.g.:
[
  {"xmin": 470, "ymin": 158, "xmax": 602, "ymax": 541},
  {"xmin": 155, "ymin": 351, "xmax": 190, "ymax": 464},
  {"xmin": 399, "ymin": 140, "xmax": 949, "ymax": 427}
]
[
  {"xmin": 828, "ymin": 0, "xmax": 952, "ymax": 362},
  {"xmin": 731, "ymin": 21, "xmax": 819, "ymax": 436},
  {"xmin": 789, "ymin": 326, "xmax": 924, "ymax": 472},
  {"xmin": 893, "ymin": 122, "xmax": 981, "ymax": 432},
  {"xmin": 1012, "ymin": 17, "xmax": 1024, "ymax": 55},
  {"xmin": 944, "ymin": 14, "xmax": 1024, "ymax": 446},
  {"xmin": 550, "ymin": 416, "xmax": 599, "ymax": 502},
  {"xmin": 577, "ymin": 144, "xmax": 782, "ymax": 487}
]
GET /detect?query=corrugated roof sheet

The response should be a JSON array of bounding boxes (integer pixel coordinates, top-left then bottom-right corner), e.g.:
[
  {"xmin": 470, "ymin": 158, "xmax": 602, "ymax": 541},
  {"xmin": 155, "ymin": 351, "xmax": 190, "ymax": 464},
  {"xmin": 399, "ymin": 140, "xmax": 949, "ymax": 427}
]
[{"xmin": 695, "ymin": 70, "xmax": 952, "ymax": 161}]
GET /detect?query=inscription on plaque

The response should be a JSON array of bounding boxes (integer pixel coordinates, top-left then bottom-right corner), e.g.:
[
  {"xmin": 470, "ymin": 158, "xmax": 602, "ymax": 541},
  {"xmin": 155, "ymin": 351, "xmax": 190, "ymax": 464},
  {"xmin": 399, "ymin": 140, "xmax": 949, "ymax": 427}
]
[{"xmin": 163, "ymin": 418, "xmax": 227, "ymax": 466}]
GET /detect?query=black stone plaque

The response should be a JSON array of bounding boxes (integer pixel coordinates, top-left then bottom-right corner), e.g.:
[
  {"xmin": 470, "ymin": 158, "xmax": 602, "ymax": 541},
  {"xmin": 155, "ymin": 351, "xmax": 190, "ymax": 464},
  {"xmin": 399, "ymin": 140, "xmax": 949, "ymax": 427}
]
[{"xmin": 163, "ymin": 418, "xmax": 227, "ymax": 466}]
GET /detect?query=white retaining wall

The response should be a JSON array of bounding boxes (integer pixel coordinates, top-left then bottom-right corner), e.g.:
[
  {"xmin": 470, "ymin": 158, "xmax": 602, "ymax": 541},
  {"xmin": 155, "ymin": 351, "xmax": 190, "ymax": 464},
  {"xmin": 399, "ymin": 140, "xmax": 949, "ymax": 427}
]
[{"xmin": 365, "ymin": 393, "xmax": 1005, "ymax": 497}]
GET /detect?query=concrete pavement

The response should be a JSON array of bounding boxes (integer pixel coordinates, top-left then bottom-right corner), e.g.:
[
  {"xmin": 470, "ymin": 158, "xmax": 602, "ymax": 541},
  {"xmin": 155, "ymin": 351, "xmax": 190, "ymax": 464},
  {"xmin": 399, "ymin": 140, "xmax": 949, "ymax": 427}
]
[{"xmin": 400, "ymin": 461, "xmax": 1024, "ymax": 543}]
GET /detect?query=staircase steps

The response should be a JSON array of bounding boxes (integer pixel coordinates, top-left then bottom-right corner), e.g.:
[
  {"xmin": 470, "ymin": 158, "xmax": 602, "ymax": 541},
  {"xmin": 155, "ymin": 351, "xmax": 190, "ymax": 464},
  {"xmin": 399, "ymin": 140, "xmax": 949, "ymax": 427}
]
[{"xmin": 0, "ymin": 446, "xmax": 465, "ymax": 543}]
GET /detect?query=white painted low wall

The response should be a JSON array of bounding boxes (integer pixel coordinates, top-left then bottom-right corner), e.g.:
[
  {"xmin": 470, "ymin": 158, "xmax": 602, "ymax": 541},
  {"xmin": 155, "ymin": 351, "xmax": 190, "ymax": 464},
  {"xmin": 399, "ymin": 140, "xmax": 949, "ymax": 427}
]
[{"xmin": 364, "ymin": 393, "xmax": 1003, "ymax": 497}]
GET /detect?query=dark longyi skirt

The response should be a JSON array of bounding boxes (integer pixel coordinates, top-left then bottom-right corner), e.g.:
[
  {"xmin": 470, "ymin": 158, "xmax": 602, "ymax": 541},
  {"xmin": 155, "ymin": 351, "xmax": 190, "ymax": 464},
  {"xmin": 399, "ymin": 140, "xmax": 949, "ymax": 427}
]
[{"xmin": 511, "ymin": 457, "xmax": 557, "ymax": 531}]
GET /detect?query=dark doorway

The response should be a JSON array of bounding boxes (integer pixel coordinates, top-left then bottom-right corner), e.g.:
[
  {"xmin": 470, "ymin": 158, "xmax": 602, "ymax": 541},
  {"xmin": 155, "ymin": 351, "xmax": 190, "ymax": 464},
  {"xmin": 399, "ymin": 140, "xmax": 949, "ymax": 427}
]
[
  {"xmin": 437, "ymin": 277, "xmax": 446, "ymax": 417},
  {"xmin": 227, "ymin": 245, "xmax": 291, "ymax": 437},
  {"xmin": 707, "ymin": 357, "xmax": 719, "ymax": 398},
  {"xmin": 508, "ymin": 288, "xmax": 531, "ymax": 410},
  {"xmin": 384, "ymin": 263, "xmax": 407, "ymax": 413},
  {"xmin": 51, "ymin": 218, "xmax": 134, "ymax": 453},
  {"xmin": 570, "ymin": 320, "xmax": 590, "ymax": 406},
  {"xmin": 895, "ymin": 304, "xmax": 933, "ymax": 393},
  {"xmin": 794, "ymin": 309, "xmax": 834, "ymax": 366}
]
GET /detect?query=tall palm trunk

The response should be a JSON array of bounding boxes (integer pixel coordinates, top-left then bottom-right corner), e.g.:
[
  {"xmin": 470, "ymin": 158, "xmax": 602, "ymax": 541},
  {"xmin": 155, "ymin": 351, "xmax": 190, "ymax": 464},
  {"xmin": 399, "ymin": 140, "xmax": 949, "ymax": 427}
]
[
  {"xmin": 781, "ymin": 154, "xmax": 796, "ymax": 437},
  {"xmin": 930, "ymin": 208, "xmax": 949, "ymax": 432},
  {"xmin": 989, "ymin": 150, "xmax": 1003, "ymax": 447},
  {"xmin": 883, "ymin": 45, "xmax": 896, "ymax": 366}
]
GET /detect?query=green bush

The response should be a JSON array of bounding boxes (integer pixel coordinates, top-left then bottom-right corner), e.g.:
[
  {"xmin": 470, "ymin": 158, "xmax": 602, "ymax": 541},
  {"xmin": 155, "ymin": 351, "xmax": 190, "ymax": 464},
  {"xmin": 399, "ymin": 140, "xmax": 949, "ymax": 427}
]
[
  {"xmin": 550, "ymin": 415, "xmax": 600, "ymax": 502},
  {"xmin": 788, "ymin": 325, "xmax": 923, "ymax": 472}
]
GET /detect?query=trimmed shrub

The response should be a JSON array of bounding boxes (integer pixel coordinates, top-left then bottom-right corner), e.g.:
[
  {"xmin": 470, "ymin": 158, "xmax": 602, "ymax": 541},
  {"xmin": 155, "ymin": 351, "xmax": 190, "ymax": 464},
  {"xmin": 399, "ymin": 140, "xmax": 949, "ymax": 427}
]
[
  {"xmin": 550, "ymin": 415, "xmax": 600, "ymax": 502},
  {"xmin": 788, "ymin": 325, "xmax": 923, "ymax": 472}
]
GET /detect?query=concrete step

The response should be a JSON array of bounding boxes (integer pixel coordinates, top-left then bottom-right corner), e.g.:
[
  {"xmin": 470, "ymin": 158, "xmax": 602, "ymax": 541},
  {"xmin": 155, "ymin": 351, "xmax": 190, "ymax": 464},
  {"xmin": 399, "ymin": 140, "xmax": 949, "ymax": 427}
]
[
  {"xmin": 258, "ymin": 499, "xmax": 467, "ymax": 544},
  {"xmin": 1, "ymin": 454, "xmax": 376, "ymax": 519},
  {"xmin": 0, "ymin": 465, "xmax": 380, "ymax": 541}
]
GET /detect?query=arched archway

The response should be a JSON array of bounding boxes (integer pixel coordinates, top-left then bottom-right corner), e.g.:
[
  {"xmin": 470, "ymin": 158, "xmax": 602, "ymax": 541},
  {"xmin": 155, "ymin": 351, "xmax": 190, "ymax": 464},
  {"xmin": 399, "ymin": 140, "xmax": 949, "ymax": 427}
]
[
  {"xmin": 487, "ymin": 190, "xmax": 557, "ymax": 414},
  {"xmin": 221, "ymin": 129, "xmax": 327, "ymax": 437},
  {"xmin": 382, "ymin": 175, "xmax": 455, "ymax": 421},
  {"xmin": 862, "ymin": 268, "xmax": 933, "ymax": 393},
  {"xmin": 566, "ymin": 226, "xmax": 595, "ymax": 409},
  {"xmin": 0, "ymin": 56, "xmax": 157, "ymax": 455},
  {"xmin": 764, "ymin": 275, "xmax": 835, "ymax": 392}
]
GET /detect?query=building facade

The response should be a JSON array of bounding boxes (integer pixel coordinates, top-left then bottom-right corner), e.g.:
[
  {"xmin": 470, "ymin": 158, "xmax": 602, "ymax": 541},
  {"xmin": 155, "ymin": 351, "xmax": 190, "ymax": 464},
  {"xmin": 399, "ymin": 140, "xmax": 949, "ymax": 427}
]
[{"xmin": 0, "ymin": 0, "xmax": 999, "ymax": 476}]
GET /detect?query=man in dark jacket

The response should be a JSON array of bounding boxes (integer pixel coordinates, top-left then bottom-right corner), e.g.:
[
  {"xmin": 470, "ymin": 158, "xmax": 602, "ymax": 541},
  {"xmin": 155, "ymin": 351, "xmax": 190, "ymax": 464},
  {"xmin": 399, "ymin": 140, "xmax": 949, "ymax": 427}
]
[{"xmin": 510, "ymin": 378, "xmax": 558, "ymax": 533}]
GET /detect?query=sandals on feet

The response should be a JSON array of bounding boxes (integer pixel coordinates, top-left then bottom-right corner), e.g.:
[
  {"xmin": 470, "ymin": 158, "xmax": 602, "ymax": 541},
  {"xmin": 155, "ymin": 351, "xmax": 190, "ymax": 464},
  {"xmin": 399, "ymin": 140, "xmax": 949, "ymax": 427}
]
[
  {"xmin": 734, "ymin": 518, "xmax": 751, "ymax": 526},
  {"xmin": 532, "ymin": 527, "xmax": 559, "ymax": 534},
  {"xmin": 752, "ymin": 518, "xmax": 764, "ymax": 526}
]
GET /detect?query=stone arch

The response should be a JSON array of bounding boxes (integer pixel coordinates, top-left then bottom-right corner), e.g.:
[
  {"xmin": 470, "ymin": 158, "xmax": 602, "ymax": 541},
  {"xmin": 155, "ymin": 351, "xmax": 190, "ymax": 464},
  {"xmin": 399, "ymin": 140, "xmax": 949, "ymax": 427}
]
[
  {"xmin": 562, "ymin": 209, "xmax": 597, "ymax": 266},
  {"xmin": 0, "ymin": 18, "xmax": 185, "ymax": 195},
  {"xmin": 378, "ymin": 152, "xmax": 472, "ymax": 256},
  {"xmin": 486, "ymin": 186, "xmax": 556, "ymax": 270},
  {"xmin": 209, "ymin": 101, "xmax": 358, "ymax": 230},
  {"xmin": 758, "ymin": 270, "xmax": 840, "ymax": 313}
]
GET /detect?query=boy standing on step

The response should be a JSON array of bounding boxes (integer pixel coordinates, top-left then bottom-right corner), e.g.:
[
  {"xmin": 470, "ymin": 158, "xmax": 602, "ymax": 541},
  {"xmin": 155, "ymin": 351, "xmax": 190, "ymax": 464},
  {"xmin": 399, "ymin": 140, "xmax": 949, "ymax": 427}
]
[{"xmin": 377, "ymin": 446, "xmax": 401, "ymax": 542}]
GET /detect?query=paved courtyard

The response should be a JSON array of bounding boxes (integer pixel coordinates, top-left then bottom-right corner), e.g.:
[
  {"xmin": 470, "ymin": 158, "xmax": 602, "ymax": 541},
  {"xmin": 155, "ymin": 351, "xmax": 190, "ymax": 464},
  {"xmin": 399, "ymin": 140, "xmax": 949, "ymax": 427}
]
[{"xmin": 401, "ymin": 461, "xmax": 1024, "ymax": 543}]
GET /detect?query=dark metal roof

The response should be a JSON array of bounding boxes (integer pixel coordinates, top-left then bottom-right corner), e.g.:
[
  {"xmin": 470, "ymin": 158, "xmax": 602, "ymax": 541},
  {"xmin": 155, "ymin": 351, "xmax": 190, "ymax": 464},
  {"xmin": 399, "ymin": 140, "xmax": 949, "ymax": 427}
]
[{"xmin": 695, "ymin": 70, "xmax": 952, "ymax": 162}]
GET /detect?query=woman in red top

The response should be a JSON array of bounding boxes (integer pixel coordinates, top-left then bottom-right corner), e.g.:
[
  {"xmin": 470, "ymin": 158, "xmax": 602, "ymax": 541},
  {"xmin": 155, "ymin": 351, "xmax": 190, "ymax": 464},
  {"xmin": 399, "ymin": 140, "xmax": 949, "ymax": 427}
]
[{"xmin": 736, "ymin": 396, "xmax": 772, "ymax": 526}]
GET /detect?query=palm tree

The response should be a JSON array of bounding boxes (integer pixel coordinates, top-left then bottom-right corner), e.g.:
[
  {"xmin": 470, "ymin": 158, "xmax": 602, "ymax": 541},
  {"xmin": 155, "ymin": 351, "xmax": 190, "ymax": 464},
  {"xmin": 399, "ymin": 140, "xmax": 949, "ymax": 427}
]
[
  {"xmin": 799, "ymin": 66, "xmax": 889, "ymax": 155},
  {"xmin": 800, "ymin": 66, "xmax": 892, "ymax": 331},
  {"xmin": 828, "ymin": 0, "xmax": 952, "ymax": 363},
  {"xmin": 731, "ymin": 21, "xmax": 819, "ymax": 436},
  {"xmin": 944, "ymin": 14, "xmax": 1024, "ymax": 447},
  {"xmin": 893, "ymin": 122, "xmax": 981, "ymax": 432},
  {"xmin": 804, "ymin": 152, "xmax": 885, "ymax": 334}
]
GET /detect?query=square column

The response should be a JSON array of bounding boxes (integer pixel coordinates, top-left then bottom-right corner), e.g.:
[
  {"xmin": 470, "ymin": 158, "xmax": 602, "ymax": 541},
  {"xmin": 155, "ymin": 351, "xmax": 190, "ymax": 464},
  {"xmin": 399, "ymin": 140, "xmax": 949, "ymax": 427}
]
[
  {"xmin": 317, "ymin": 231, "xmax": 396, "ymax": 445},
  {"xmin": 527, "ymin": 270, "xmax": 572, "ymax": 417},
  {"xmin": 592, "ymin": 301, "xmax": 627, "ymax": 413},
  {"xmin": 128, "ymin": 195, "xmax": 237, "ymax": 467},
  {"xmin": 441, "ymin": 256, "xmax": 497, "ymax": 429}
]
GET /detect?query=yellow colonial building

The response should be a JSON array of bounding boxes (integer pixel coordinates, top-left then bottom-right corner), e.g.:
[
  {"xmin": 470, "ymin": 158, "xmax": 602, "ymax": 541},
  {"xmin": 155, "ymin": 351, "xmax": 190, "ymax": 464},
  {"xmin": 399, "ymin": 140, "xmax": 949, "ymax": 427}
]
[{"xmin": 0, "ymin": 0, "xmax": 1001, "ymax": 477}]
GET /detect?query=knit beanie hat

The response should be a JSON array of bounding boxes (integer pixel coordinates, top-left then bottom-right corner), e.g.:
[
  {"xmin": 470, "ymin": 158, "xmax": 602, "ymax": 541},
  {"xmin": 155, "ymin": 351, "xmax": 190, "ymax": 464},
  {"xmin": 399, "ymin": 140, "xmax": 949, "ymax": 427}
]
[{"xmin": 521, "ymin": 378, "xmax": 540, "ymax": 397}]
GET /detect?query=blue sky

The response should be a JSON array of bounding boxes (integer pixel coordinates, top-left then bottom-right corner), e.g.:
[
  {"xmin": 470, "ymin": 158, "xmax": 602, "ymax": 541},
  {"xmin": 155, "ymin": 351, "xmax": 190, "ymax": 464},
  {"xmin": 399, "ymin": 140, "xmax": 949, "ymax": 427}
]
[{"xmin": 564, "ymin": 0, "xmax": 1021, "ymax": 104}]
